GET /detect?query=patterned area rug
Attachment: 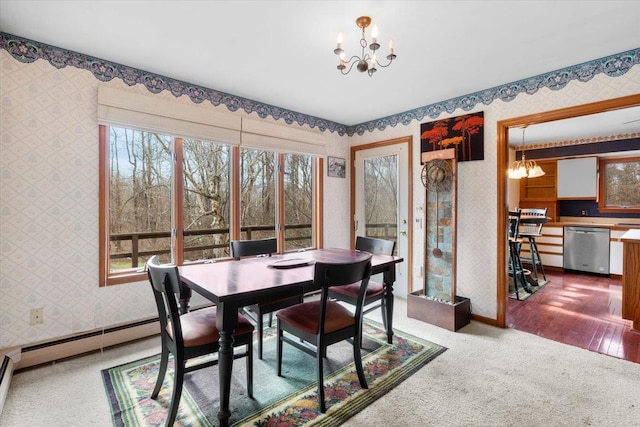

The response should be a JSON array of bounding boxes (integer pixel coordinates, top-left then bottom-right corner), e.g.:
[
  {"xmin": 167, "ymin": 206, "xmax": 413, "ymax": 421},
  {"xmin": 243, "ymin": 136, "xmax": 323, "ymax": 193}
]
[
  {"xmin": 509, "ymin": 277, "xmax": 550, "ymax": 301},
  {"xmin": 102, "ymin": 319, "xmax": 446, "ymax": 427}
]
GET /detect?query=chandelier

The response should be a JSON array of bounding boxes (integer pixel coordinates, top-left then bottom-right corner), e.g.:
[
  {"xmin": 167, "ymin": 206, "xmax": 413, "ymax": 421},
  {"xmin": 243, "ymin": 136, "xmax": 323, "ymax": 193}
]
[
  {"xmin": 508, "ymin": 126, "xmax": 546, "ymax": 179},
  {"xmin": 333, "ymin": 16, "xmax": 396, "ymax": 76}
]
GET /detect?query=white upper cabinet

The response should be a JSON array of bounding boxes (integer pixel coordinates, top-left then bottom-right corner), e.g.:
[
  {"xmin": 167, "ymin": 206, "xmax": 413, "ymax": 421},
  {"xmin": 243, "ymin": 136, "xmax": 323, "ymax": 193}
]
[{"xmin": 557, "ymin": 157, "xmax": 598, "ymax": 199}]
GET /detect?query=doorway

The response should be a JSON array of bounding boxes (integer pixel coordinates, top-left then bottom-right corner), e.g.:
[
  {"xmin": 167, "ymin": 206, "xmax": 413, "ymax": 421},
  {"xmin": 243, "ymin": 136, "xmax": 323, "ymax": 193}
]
[
  {"xmin": 351, "ymin": 136, "xmax": 413, "ymax": 297},
  {"xmin": 496, "ymin": 94, "xmax": 640, "ymax": 328}
]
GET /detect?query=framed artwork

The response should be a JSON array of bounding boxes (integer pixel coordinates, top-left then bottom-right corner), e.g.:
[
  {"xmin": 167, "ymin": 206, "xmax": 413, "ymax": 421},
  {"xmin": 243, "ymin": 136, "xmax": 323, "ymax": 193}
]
[
  {"xmin": 327, "ymin": 156, "xmax": 346, "ymax": 178},
  {"xmin": 420, "ymin": 111, "xmax": 484, "ymax": 162}
]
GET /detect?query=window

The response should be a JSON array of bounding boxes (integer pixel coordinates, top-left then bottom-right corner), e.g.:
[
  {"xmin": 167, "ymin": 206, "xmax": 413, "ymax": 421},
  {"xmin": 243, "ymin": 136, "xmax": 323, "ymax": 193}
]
[
  {"xmin": 598, "ymin": 156, "xmax": 640, "ymax": 213},
  {"xmin": 240, "ymin": 148, "xmax": 276, "ymax": 240},
  {"xmin": 99, "ymin": 125, "xmax": 322, "ymax": 286},
  {"xmin": 107, "ymin": 127, "xmax": 173, "ymax": 270},
  {"xmin": 284, "ymin": 153, "xmax": 314, "ymax": 251},
  {"xmin": 181, "ymin": 138, "xmax": 231, "ymax": 261}
]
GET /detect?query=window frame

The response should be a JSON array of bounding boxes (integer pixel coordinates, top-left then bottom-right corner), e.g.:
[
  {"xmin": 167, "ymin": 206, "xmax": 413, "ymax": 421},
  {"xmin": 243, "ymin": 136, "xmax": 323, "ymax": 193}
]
[
  {"xmin": 598, "ymin": 155, "xmax": 640, "ymax": 214},
  {"xmin": 99, "ymin": 124, "xmax": 323, "ymax": 287}
]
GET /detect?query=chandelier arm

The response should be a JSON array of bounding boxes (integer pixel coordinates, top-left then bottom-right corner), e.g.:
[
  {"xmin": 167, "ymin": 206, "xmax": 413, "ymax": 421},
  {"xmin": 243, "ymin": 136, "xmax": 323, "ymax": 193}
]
[
  {"xmin": 374, "ymin": 58, "xmax": 395, "ymax": 68},
  {"xmin": 340, "ymin": 59, "xmax": 361, "ymax": 75}
]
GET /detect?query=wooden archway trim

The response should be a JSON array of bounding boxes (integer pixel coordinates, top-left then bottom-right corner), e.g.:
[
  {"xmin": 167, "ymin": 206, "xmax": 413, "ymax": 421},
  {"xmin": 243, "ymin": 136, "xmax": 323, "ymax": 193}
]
[{"xmin": 495, "ymin": 93, "xmax": 640, "ymax": 327}]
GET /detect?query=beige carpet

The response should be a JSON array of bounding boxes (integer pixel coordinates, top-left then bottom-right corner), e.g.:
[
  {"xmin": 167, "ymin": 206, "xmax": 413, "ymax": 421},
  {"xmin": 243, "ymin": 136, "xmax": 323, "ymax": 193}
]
[{"xmin": 2, "ymin": 298, "xmax": 639, "ymax": 426}]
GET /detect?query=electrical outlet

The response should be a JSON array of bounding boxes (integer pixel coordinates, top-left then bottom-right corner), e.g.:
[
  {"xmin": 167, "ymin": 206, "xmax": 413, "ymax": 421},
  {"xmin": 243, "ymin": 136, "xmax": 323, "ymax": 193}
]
[{"xmin": 30, "ymin": 307, "xmax": 43, "ymax": 325}]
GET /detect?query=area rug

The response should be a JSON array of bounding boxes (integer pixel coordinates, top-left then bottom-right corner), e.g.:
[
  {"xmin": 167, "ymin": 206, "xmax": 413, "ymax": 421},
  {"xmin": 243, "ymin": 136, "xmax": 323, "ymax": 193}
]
[
  {"xmin": 102, "ymin": 319, "xmax": 446, "ymax": 427},
  {"xmin": 509, "ymin": 278, "xmax": 550, "ymax": 301}
]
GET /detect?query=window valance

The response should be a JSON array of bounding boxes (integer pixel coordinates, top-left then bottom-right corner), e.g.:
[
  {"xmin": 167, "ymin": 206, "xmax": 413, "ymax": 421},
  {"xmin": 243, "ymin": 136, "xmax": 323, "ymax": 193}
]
[
  {"xmin": 241, "ymin": 118, "xmax": 327, "ymax": 156},
  {"xmin": 97, "ymin": 87, "xmax": 327, "ymax": 156}
]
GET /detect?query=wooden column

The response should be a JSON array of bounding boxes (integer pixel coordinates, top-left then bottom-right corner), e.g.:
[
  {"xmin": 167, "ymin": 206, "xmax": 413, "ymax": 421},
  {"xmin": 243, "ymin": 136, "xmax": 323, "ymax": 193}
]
[{"xmin": 621, "ymin": 229, "xmax": 640, "ymax": 331}]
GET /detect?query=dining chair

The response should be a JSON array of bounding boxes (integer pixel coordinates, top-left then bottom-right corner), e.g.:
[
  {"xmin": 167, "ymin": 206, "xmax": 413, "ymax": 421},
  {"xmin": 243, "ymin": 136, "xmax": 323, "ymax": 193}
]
[
  {"xmin": 518, "ymin": 207, "xmax": 548, "ymax": 283},
  {"xmin": 508, "ymin": 210, "xmax": 530, "ymax": 299},
  {"xmin": 328, "ymin": 236, "xmax": 395, "ymax": 330},
  {"xmin": 230, "ymin": 238, "xmax": 304, "ymax": 360},
  {"xmin": 276, "ymin": 254, "xmax": 373, "ymax": 413},
  {"xmin": 146, "ymin": 255, "xmax": 254, "ymax": 427}
]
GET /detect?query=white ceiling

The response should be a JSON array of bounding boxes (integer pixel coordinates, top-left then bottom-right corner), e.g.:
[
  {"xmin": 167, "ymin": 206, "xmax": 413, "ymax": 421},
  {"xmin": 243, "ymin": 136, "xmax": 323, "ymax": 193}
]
[{"xmin": 1, "ymin": 0, "xmax": 640, "ymax": 135}]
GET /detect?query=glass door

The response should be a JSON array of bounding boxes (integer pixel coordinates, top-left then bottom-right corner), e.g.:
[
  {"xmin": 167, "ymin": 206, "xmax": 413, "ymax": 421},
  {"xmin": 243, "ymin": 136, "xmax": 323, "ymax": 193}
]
[{"xmin": 354, "ymin": 142, "xmax": 410, "ymax": 296}]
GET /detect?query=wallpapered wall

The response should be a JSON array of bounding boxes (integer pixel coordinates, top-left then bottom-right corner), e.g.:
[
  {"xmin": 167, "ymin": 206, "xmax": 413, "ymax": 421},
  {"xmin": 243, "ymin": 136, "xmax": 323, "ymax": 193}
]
[
  {"xmin": 349, "ymin": 66, "xmax": 640, "ymax": 319},
  {"xmin": 0, "ymin": 50, "xmax": 349, "ymax": 349},
  {"xmin": 1, "ymin": 47, "xmax": 639, "ymax": 349}
]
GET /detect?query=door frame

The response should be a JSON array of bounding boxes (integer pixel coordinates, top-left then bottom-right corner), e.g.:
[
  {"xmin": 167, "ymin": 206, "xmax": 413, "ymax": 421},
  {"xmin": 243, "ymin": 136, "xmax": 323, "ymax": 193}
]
[
  {"xmin": 350, "ymin": 135, "xmax": 413, "ymax": 295},
  {"xmin": 496, "ymin": 94, "xmax": 640, "ymax": 327}
]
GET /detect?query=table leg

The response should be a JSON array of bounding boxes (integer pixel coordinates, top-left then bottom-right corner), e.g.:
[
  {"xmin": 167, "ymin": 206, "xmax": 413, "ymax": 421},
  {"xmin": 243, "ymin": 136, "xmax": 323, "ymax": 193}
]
[
  {"xmin": 216, "ymin": 303, "xmax": 237, "ymax": 427},
  {"xmin": 383, "ymin": 268, "xmax": 395, "ymax": 343}
]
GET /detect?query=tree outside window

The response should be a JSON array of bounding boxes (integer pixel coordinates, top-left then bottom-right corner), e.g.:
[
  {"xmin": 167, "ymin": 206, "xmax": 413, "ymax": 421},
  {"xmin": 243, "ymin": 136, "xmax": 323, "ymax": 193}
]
[
  {"xmin": 599, "ymin": 156, "xmax": 640, "ymax": 213},
  {"xmin": 100, "ymin": 125, "xmax": 320, "ymax": 286}
]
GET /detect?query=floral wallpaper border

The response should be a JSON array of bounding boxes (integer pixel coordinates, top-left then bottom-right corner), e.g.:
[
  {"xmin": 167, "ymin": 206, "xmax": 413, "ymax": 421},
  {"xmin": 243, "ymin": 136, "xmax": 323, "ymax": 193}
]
[{"xmin": 2, "ymin": 32, "xmax": 638, "ymax": 137}]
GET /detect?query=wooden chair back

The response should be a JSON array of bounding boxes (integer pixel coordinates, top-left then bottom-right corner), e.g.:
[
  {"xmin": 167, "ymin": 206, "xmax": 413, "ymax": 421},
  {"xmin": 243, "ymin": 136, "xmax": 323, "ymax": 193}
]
[
  {"xmin": 519, "ymin": 207, "xmax": 547, "ymax": 236},
  {"xmin": 355, "ymin": 236, "xmax": 395, "ymax": 256},
  {"xmin": 230, "ymin": 238, "xmax": 277, "ymax": 260},
  {"xmin": 315, "ymin": 255, "xmax": 373, "ymax": 334},
  {"xmin": 147, "ymin": 255, "xmax": 184, "ymax": 347}
]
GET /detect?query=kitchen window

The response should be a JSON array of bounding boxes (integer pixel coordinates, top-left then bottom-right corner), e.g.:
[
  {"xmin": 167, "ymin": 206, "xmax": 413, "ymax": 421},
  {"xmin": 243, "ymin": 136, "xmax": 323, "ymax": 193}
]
[{"xmin": 598, "ymin": 156, "xmax": 640, "ymax": 213}]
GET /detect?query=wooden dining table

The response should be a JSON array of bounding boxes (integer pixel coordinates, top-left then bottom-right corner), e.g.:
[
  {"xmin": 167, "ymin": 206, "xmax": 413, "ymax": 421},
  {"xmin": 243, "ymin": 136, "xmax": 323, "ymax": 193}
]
[{"xmin": 179, "ymin": 247, "xmax": 404, "ymax": 426}]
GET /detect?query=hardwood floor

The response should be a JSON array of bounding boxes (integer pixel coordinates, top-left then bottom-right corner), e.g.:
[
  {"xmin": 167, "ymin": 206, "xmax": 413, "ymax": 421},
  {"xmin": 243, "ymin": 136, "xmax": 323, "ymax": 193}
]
[{"xmin": 507, "ymin": 270, "xmax": 640, "ymax": 364}]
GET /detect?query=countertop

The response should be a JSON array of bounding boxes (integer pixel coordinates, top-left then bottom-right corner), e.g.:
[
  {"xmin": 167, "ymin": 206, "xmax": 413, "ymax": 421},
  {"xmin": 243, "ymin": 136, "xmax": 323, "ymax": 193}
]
[
  {"xmin": 545, "ymin": 217, "xmax": 640, "ymax": 230},
  {"xmin": 621, "ymin": 229, "xmax": 640, "ymax": 242}
]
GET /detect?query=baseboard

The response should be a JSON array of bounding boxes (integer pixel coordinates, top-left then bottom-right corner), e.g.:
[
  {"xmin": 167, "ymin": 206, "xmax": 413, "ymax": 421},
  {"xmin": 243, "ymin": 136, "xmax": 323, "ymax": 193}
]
[
  {"xmin": 471, "ymin": 313, "xmax": 499, "ymax": 327},
  {"xmin": 14, "ymin": 318, "xmax": 160, "ymax": 371}
]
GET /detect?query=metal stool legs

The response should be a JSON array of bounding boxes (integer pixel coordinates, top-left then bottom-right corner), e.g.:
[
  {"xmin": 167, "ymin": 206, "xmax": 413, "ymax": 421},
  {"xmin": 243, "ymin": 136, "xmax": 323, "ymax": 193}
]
[
  {"xmin": 526, "ymin": 236, "xmax": 546, "ymax": 282},
  {"xmin": 509, "ymin": 240, "xmax": 530, "ymax": 300}
]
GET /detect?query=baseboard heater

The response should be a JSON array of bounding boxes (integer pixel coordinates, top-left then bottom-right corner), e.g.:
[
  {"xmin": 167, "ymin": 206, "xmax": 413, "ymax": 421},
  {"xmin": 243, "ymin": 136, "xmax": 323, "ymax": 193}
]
[
  {"xmin": 0, "ymin": 355, "xmax": 14, "ymax": 417},
  {"xmin": 15, "ymin": 317, "xmax": 160, "ymax": 371}
]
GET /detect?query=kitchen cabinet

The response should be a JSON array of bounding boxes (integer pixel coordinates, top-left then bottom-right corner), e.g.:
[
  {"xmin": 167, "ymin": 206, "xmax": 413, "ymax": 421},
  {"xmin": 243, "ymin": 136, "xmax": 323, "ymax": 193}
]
[
  {"xmin": 557, "ymin": 157, "xmax": 597, "ymax": 199},
  {"xmin": 520, "ymin": 159, "xmax": 557, "ymax": 200},
  {"xmin": 519, "ymin": 160, "xmax": 558, "ymax": 221},
  {"xmin": 610, "ymin": 229, "xmax": 626, "ymax": 275},
  {"xmin": 520, "ymin": 225, "xmax": 563, "ymax": 268},
  {"xmin": 621, "ymin": 229, "xmax": 640, "ymax": 331}
]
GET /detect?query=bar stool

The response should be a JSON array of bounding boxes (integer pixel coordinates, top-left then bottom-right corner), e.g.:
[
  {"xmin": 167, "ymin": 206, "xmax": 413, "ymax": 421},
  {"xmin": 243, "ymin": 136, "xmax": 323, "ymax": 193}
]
[
  {"xmin": 508, "ymin": 210, "xmax": 530, "ymax": 299},
  {"xmin": 518, "ymin": 208, "xmax": 547, "ymax": 283}
]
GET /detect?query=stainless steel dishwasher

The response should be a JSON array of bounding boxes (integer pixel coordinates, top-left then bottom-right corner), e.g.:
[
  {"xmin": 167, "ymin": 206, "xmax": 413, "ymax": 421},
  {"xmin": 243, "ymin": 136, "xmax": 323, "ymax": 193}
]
[{"xmin": 563, "ymin": 226, "xmax": 610, "ymax": 274}]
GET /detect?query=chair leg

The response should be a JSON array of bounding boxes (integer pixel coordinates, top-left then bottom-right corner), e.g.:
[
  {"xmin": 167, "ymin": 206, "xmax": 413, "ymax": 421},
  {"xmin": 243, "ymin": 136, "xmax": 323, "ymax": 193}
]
[
  {"xmin": 532, "ymin": 238, "xmax": 546, "ymax": 280},
  {"xmin": 508, "ymin": 243, "xmax": 520, "ymax": 300},
  {"xmin": 527, "ymin": 237, "xmax": 539, "ymax": 283},
  {"xmin": 276, "ymin": 320, "xmax": 283, "ymax": 377},
  {"xmin": 246, "ymin": 340, "xmax": 253, "ymax": 398},
  {"xmin": 165, "ymin": 360, "xmax": 185, "ymax": 427},
  {"xmin": 353, "ymin": 328, "xmax": 368, "ymax": 390},
  {"xmin": 268, "ymin": 312, "xmax": 273, "ymax": 328},
  {"xmin": 257, "ymin": 312, "xmax": 264, "ymax": 360},
  {"xmin": 513, "ymin": 242, "xmax": 531, "ymax": 293},
  {"xmin": 317, "ymin": 345, "xmax": 326, "ymax": 413},
  {"xmin": 151, "ymin": 347, "xmax": 169, "ymax": 399}
]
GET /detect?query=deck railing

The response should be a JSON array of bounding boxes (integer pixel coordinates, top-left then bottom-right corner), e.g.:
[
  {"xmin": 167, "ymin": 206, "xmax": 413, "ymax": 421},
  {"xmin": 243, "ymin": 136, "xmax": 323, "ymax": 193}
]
[
  {"xmin": 110, "ymin": 222, "xmax": 397, "ymax": 269},
  {"xmin": 110, "ymin": 224, "xmax": 313, "ymax": 268}
]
